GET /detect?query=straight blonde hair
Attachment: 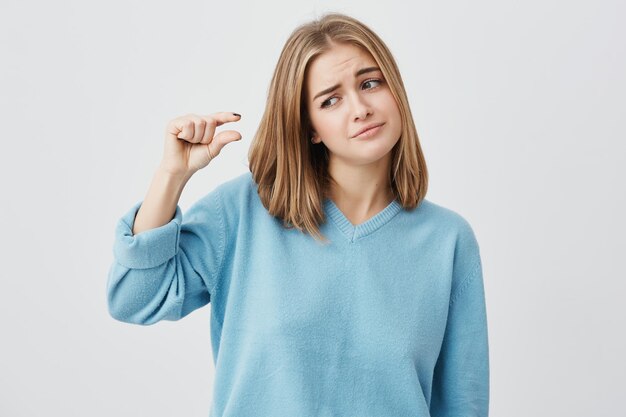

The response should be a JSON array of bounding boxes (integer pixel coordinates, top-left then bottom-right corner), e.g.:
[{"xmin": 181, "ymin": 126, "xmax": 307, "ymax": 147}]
[{"xmin": 248, "ymin": 13, "xmax": 428, "ymax": 244}]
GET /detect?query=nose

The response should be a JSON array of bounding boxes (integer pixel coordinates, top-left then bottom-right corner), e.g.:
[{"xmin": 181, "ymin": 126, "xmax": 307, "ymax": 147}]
[{"xmin": 350, "ymin": 92, "xmax": 372, "ymax": 121}]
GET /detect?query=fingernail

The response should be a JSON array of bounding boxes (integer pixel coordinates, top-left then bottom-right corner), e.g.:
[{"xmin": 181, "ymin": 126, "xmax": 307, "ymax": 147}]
[{"xmin": 233, "ymin": 113, "xmax": 241, "ymax": 117}]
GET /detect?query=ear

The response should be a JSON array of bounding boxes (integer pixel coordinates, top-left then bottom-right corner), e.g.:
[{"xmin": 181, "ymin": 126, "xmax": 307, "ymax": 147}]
[{"xmin": 311, "ymin": 131, "xmax": 320, "ymax": 144}]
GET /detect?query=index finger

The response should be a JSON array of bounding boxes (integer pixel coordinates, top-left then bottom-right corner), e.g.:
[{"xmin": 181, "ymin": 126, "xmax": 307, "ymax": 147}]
[{"xmin": 200, "ymin": 112, "xmax": 242, "ymax": 127}]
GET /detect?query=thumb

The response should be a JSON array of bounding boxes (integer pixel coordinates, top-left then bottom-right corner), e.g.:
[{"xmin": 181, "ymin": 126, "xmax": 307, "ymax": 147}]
[{"xmin": 207, "ymin": 130, "xmax": 242, "ymax": 158}]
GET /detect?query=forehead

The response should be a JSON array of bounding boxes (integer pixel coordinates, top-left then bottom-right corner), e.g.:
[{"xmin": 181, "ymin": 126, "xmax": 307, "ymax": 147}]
[{"xmin": 306, "ymin": 43, "xmax": 377, "ymax": 86}]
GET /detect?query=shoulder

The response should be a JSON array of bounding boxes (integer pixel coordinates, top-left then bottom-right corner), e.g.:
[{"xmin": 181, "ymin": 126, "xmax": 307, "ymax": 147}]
[
  {"xmin": 183, "ymin": 171, "xmax": 256, "ymax": 222},
  {"xmin": 410, "ymin": 198, "xmax": 478, "ymax": 240},
  {"xmin": 409, "ymin": 198, "xmax": 481, "ymax": 268},
  {"xmin": 214, "ymin": 170, "xmax": 256, "ymax": 196},
  {"xmin": 204, "ymin": 170, "xmax": 267, "ymax": 228},
  {"xmin": 212, "ymin": 171, "xmax": 258, "ymax": 210}
]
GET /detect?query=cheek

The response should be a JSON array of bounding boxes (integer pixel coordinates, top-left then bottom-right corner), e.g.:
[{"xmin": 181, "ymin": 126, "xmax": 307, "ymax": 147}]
[
  {"xmin": 381, "ymin": 97, "xmax": 402, "ymax": 136},
  {"xmin": 383, "ymin": 95, "xmax": 400, "ymax": 116},
  {"xmin": 386, "ymin": 99, "xmax": 402, "ymax": 128},
  {"xmin": 313, "ymin": 113, "xmax": 345, "ymax": 139}
]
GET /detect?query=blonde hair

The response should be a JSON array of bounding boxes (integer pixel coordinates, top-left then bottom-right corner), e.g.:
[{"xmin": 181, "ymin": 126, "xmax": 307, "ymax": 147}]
[{"xmin": 247, "ymin": 12, "xmax": 428, "ymax": 244}]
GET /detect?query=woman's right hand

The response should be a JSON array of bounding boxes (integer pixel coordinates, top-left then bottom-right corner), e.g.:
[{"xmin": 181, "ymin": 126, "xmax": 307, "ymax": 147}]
[{"xmin": 159, "ymin": 112, "xmax": 242, "ymax": 178}]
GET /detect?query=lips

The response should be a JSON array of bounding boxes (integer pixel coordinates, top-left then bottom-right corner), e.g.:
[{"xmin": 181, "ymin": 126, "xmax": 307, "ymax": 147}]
[{"xmin": 352, "ymin": 123, "xmax": 385, "ymax": 138}]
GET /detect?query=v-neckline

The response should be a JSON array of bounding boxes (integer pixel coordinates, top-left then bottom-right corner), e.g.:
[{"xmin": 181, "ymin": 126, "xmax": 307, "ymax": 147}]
[{"xmin": 323, "ymin": 197, "xmax": 403, "ymax": 242}]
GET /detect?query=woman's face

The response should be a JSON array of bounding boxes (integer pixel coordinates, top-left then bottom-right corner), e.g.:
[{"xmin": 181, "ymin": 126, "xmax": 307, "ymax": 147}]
[{"xmin": 305, "ymin": 42, "xmax": 402, "ymax": 167}]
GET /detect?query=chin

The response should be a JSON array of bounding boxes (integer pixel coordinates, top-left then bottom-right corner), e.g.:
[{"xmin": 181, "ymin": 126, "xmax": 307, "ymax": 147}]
[{"xmin": 354, "ymin": 148, "xmax": 395, "ymax": 166}]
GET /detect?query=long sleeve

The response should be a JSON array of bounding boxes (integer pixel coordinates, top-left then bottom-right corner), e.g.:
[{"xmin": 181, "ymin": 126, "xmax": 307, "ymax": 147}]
[
  {"xmin": 430, "ymin": 228, "xmax": 490, "ymax": 417},
  {"xmin": 106, "ymin": 188, "xmax": 226, "ymax": 325}
]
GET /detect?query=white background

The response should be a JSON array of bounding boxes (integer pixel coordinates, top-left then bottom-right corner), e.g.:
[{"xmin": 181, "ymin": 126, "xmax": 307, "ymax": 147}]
[{"xmin": 1, "ymin": 0, "xmax": 624, "ymax": 416}]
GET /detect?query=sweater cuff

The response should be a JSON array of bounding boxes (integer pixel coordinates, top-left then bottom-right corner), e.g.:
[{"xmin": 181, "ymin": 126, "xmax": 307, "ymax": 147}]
[{"xmin": 112, "ymin": 200, "xmax": 183, "ymax": 269}]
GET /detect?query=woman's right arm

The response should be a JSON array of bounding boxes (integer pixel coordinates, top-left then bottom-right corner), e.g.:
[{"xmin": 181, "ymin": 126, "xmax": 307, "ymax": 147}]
[
  {"xmin": 131, "ymin": 168, "xmax": 190, "ymax": 235},
  {"xmin": 106, "ymin": 112, "xmax": 241, "ymax": 325}
]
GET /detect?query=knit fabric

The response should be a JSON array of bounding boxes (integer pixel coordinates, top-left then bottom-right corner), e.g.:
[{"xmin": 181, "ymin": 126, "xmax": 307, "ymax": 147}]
[{"xmin": 107, "ymin": 171, "xmax": 489, "ymax": 417}]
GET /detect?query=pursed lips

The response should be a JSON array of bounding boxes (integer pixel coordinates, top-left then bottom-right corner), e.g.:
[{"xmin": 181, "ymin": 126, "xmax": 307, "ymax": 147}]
[{"xmin": 352, "ymin": 123, "xmax": 384, "ymax": 138}]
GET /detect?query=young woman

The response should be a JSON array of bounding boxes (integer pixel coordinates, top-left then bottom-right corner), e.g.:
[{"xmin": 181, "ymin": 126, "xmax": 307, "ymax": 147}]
[{"xmin": 107, "ymin": 13, "xmax": 490, "ymax": 417}]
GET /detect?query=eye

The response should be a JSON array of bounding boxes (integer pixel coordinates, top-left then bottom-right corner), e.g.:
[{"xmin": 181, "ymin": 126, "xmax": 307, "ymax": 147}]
[
  {"xmin": 321, "ymin": 96, "xmax": 339, "ymax": 109},
  {"xmin": 362, "ymin": 78, "xmax": 382, "ymax": 90},
  {"xmin": 319, "ymin": 78, "xmax": 384, "ymax": 109}
]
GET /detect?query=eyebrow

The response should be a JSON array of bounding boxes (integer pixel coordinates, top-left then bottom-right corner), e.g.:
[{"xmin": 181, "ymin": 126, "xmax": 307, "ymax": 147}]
[{"xmin": 312, "ymin": 66, "xmax": 381, "ymax": 101}]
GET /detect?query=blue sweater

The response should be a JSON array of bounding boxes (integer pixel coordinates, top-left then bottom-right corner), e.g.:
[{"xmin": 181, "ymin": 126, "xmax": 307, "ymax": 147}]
[{"xmin": 107, "ymin": 171, "xmax": 489, "ymax": 417}]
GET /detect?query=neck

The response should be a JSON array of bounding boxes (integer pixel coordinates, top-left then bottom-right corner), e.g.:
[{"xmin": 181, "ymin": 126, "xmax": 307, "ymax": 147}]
[{"xmin": 327, "ymin": 153, "xmax": 395, "ymax": 217}]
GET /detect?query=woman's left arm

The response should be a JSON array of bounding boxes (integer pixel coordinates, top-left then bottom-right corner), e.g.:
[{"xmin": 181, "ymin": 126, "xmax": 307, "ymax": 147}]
[{"xmin": 430, "ymin": 228, "xmax": 490, "ymax": 417}]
